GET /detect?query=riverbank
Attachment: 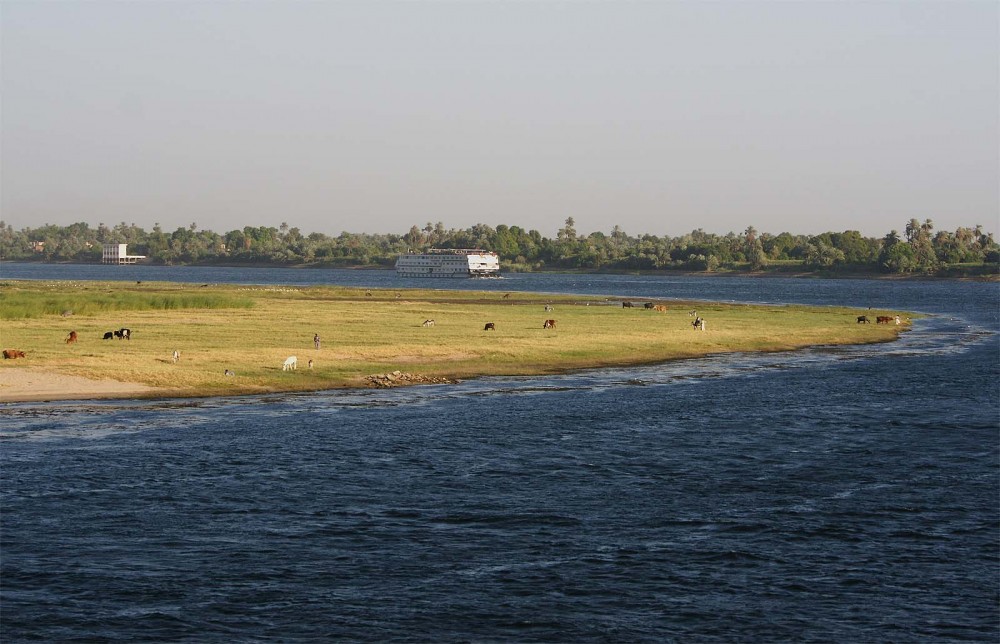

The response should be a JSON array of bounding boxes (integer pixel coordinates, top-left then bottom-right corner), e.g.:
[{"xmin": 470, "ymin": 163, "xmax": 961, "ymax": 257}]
[
  {"xmin": 0, "ymin": 368, "xmax": 159, "ymax": 402},
  {"xmin": 0, "ymin": 280, "xmax": 914, "ymax": 403}
]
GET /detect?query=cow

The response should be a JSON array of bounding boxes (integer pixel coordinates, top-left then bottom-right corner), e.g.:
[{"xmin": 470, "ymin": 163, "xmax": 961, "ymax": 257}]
[
  {"xmin": 224, "ymin": 369, "xmax": 235, "ymax": 377},
  {"xmin": 3, "ymin": 349, "xmax": 26, "ymax": 359},
  {"xmin": 857, "ymin": 316, "xmax": 870, "ymax": 324},
  {"xmin": 114, "ymin": 328, "xmax": 131, "ymax": 340},
  {"xmin": 644, "ymin": 302, "xmax": 655, "ymax": 309},
  {"xmin": 103, "ymin": 331, "xmax": 115, "ymax": 340},
  {"xmin": 484, "ymin": 322, "xmax": 496, "ymax": 331},
  {"xmin": 653, "ymin": 305, "xmax": 667, "ymax": 313},
  {"xmin": 622, "ymin": 302, "xmax": 633, "ymax": 308},
  {"xmin": 544, "ymin": 304, "xmax": 553, "ymax": 312},
  {"xmin": 543, "ymin": 319, "xmax": 556, "ymax": 329},
  {"xmin": 502, "ymin": 293, "xmax": 510, "ymax": 300},
  {"xmin": 422, "ymin": 319, "xmax": 435, "ymax": 327},
  {"xmin": 692, "ymin": 317, "xmax": 705, "ymax": 331},
  {"xmin": 876, "ymin": 316, "xmax": 894, "ymax": 324},
  {"xmin": 65, "ymin": 331, "xmax": 78, "ymax": 344},
  {"xmin": 283, "ymin": 356, "xmax": 297, "ymax": 371}
]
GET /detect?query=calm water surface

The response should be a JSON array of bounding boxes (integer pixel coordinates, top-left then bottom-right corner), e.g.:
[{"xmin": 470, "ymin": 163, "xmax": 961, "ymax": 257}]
[{"xmin": 2, "ymin": 264, "xmax": 998, "ymax": 642}]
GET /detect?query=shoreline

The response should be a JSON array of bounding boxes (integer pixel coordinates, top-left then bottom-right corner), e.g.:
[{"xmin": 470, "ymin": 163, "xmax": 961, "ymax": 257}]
[
  {"xmin": 0, "ymin": 338, "xmax": 903, "ymax": 405},
  {"xmin": 4, "ymin": 259, "xmax": 997, "ymax": 281},
  {"xmin": 0, "ymin": 368, "xmax": 163, "ymax": 403}
]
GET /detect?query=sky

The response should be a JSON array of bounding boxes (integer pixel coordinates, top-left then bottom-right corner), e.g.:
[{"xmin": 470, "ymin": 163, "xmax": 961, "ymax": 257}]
[{"xmin": 2, "ymin": 1, "xmax": 997, "ymax": 239}]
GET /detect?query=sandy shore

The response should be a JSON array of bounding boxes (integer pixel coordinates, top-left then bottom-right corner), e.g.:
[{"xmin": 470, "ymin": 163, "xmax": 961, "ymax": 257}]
[{"xmin": 0, "ymin": 367, "xmax": 161, "ymax": 403}]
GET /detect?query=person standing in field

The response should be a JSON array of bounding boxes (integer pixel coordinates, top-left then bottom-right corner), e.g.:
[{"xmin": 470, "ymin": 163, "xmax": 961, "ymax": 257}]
[{"xmin": 314, "ymin": 334, "xmax": 321, "ymax": 350}]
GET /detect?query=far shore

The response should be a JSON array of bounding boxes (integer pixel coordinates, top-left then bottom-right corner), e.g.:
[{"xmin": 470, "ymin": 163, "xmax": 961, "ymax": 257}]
[{"xmin": 4, "ymin": 258, "xmax": 997, "ymax": 281}]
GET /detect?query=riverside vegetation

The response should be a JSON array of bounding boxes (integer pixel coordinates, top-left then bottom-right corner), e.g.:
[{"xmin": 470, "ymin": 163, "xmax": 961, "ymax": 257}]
[
  {"xmin": 0, "ymin": 280, "xmax": 915, "ymax": 399},
  {"xmin": 3, "ymin": 217, "xmax": 997, "ymax": 277}
]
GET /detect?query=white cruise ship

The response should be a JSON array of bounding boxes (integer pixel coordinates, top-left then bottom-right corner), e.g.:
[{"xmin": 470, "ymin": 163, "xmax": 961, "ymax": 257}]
[{"xmin": 395, "ymin": 249, "xmax": 501, "ymax": 278}]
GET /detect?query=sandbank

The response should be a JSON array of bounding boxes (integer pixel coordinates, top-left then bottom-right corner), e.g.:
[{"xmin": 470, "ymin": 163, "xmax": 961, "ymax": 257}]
[{"xmin": 0, "ymin": 368, "xmax": 162, "ymax": 403}]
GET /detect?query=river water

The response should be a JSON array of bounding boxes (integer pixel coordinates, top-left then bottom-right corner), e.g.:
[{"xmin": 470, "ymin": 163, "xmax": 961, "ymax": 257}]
[{"xmin": 1, "ymin": 263, "xmax": 998, "ymax": 642}]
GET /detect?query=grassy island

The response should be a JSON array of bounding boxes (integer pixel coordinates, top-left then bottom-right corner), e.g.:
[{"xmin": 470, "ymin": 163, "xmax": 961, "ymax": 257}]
[{"xmin": 0, "ymin": 280, "xmax": 914, "ymax": 401}]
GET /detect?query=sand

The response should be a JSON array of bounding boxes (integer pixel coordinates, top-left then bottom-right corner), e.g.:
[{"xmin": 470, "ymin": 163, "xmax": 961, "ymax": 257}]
[{"xmin": 0, "ymin": 367, "xmax": 161, "ymax": 403}]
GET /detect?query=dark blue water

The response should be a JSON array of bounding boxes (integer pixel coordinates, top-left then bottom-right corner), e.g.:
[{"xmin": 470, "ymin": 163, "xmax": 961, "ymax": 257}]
[{"xmin": 2, "ymin": 264, "xmax": 998, "ymax": 642}]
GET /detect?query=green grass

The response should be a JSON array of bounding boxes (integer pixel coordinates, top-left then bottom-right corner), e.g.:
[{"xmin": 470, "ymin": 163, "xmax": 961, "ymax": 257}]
[{"xmin": 0, "ymin": 281, "xmax": 253, "ymax": 319}]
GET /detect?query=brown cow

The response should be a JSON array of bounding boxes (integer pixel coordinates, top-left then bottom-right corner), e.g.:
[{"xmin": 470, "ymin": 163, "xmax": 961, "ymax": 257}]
[
  {"xmin": 876, "ymin": 316, "xmax": 893, "ymax": 324},
  {"xmin": 653, "ymin": 305, "xmax": 667, "ymax": 313},
  {"xmin": 543, "ymin": 319, "xmax": 556, "ymax": 329},
  {"xmin": 484, "ymin": 322, "xmax": 496, "ymax": 331},
  {"xmin": 65, "ymin": 331, "xmax": 78, "ymax": 344},
  {"xmin": 3, "ymin": 349, "xmax": 26, "ymax": 359}
]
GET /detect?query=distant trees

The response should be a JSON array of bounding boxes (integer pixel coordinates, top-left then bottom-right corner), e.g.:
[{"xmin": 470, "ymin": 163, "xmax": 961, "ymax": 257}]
[{"xmin": 0, "ymin": 217, "xmax": 996, "ymax": 277}]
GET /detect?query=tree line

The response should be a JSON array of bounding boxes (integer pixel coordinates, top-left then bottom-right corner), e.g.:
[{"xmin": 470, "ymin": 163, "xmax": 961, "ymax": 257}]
[{"xmin": 1, "ymin": 218, "xmax": 997, "ymax": 276}]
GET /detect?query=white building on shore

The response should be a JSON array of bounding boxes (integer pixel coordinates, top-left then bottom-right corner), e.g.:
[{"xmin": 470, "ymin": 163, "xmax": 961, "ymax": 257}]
[{"xmin": 102, "ymin": 243, "xmax": 146, "ymax": 265}]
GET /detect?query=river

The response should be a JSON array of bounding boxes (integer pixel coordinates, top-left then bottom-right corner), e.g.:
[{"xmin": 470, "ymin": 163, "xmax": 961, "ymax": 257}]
[{"xmin": 1, "ymin": 263, "xmax": 997, "ymax": 642}]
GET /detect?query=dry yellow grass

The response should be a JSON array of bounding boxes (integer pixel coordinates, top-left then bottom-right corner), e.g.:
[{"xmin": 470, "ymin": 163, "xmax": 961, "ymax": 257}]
[{"xmin": 0, "ymin": 280, "xmax": 913, "ymax": 399}]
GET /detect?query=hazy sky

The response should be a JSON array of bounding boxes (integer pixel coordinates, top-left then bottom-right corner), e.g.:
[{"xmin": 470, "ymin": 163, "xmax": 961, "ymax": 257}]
[{"xmin": 2, "ymin": 1, "xmax": 997, "ymax": 239}]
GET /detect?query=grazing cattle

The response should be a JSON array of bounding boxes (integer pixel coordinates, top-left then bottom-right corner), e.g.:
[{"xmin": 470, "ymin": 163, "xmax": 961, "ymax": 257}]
[
  {"xmin": 857, "ymin": 316, "xmax": 870, "ymax": 324},
  {"xmin": 65, "ymin": 331, "xmax": 78, "ymax": 344},
  {"xmin": 224, "ymin": 369, "xmax": 235, "ymax": 376},
  {"xmin": 365, "ymin": 289, "xmax": 372, "ymax": 297},
  {"xmin": 544, "ymin": 304, "xmax": 553, "ymax": 312},
  {"xmin": 543, "ymin": 319, "xmax": 556, "ymax": 329},
  {"xmin": 114, "ymin": 328, "xmax": 131, "ymax": 340},
  {"xmin": 692, "ymin": 317, "xmax": 705, "ymax": 331},
  {"xmin": 644, "ymin": 302, "xmax": 655, "ymax": 309},
  {"xmin": 876, "ymin": 316, "xmax": 894, "ymax": 324},
  {"xmin": 484, "ymin": 322, "xmax": 496, "ymax": 331},
  {"xmin": 61, "ymin": 310, "xmax": 73, "ymax": 317},
  {"xmin": 653, "ymin": 305, "xmax": 667, "ymax": 313},
  {"xmin": 103, "ymin": 331, "xmax": 115, "ymax": 340},
  {"xmin": 3, "ymin": 349, "xmax": 26, "ymax": 359},
  {"xmin": 502, "ymin": 293, "xmax": 510, "ymax": 300},
  {"xmin": 283, "ymin": 356, "xmax": 297, "ymax": 371},
  {"xmin": 689, "ymin": 310, "xmax": 697, "ymax": 317},
  {"xmin": 308, "ymin": 359, "xmax": 314, "ymax": 369},
  {"xmin": 422, "ymin": 319, "xmax": 435, "ymax": 327},
  {"xmin": 622, "ymin": 302, "xmax": 633, "ymax": 308},
  {"xmin": 172, "ymin": 350, "xmax": 180, "ymax": 363}
]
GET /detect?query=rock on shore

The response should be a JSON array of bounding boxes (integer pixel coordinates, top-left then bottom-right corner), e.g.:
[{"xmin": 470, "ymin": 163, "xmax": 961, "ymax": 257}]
[{"xmin": 365, "ymin": 370, "xmax": 456, "ymax": 388}]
